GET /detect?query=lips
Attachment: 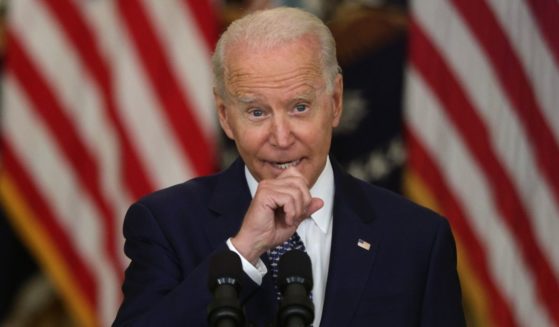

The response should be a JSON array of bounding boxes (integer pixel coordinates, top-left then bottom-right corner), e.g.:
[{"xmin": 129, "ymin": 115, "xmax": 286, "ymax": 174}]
[{"xmin": 272, "ymin": 159, "xmax": 301, "ymax": 169}]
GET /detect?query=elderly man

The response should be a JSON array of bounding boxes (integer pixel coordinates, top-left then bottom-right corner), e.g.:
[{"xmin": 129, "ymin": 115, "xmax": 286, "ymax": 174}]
[{"xmin": 113, "ymin": 7, "xmax": 465, "ymax": 327}]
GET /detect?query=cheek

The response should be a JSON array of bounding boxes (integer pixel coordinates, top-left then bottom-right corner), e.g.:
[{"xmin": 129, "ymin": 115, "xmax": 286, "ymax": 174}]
[
  {"xmin": 234, "ymin": 126, "xmax": 269, "ymax": 153},
  {"xmin": 298, "ymin": 125, "xmax": 332, "ymax": 152}
]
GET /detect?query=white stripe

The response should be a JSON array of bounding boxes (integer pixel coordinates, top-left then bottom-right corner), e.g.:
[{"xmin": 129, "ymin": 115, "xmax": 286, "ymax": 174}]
[
  {"xmin": 3, "ymin": 75, "xmax": 120, "ymax": 327},
  {"xmin": 412, "ymin": 0, "xmax": 559, "ymax": 279},
  {"xmin": 10, "ymin": 0, "xmax": 132, "ymax": 270},
  {"xmin": 81, "ymin": 1, "xmax": 196, "ymax": 188},
  {"xmin": 142, "ymin": 0, "xmax": 217, "ymax": 142},
  {"xmin": 486, "ymin": 0, "xmax": 559, "ymax": 144},
  {"xmin": 405, "ymin": 69, "xmax": 554, "ymax": 327}
]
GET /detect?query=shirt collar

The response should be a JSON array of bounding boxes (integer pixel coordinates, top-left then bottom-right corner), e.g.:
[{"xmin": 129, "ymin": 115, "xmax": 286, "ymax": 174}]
[{"xmin": 244, "ymin": 157, "xmax": 334, "ymax": 234}]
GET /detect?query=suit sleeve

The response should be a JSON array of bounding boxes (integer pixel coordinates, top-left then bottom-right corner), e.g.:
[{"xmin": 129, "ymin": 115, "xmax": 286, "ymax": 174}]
[
  {"xmin": 112, "ymin": 202, "xmax": 258, "ymax": 327},
  {"xmin": 420, "ymin": 219, "xmax": 466, "ymax": 327}
]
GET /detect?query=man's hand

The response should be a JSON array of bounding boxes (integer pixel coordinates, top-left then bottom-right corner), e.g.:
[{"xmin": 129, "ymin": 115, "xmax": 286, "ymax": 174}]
[{"xmin": 231, "ymin": 167, "xmax": 324, "ymax": 264}]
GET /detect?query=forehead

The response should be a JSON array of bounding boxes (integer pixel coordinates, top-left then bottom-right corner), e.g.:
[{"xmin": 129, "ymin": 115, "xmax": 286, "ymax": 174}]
[{"xmin": 223, "ymin": 39, "xmax": 325, "ymax": 99}]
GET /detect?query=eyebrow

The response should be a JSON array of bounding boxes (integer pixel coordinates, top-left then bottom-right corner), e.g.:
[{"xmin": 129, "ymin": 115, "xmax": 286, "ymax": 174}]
[
  {"xmin": 232, "ymin": 86, "xmax": 320, "ymax": 105},
  {"xmin": 236, "ymin": 95, "xmax": 260, "ymax": 104},
  {"xmin": 293, "ymin": 90, "xmax": 316, "ymax": 101}
]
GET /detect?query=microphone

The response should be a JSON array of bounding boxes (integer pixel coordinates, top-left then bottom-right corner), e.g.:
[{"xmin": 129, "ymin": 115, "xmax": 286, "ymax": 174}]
[
  {"xmin": 207, "ymin": 250, "xmax": 245, "ymax": 327},
  {"xmin": 276, "ymin": 250, "xmax": 314, "ymax": 327}
]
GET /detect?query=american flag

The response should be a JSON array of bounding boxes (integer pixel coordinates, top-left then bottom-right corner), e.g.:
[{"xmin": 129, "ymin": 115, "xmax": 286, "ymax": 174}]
[
  {"xmin": 0, "ymin": 0, "xmax": 218, "ymax": 326},
  {"xmin": 405, "ymin": 0, "xmax": 559, "ymax": 326}
]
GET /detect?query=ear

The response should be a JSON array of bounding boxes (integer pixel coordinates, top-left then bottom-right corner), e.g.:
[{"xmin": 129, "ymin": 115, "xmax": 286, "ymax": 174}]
[
  {"xmin": 214, "ymin": 88, "xmax": 235, "ymax": 140},
  {"xmin": 331, "ymin": 74, "xmax": 343, "ymax": 127}
]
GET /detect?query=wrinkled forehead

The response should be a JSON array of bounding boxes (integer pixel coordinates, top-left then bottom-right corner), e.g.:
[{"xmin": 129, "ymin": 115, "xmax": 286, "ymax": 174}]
[{"xmin": 223, "ymin": 39, "xmax": 325, "ymax": 98}]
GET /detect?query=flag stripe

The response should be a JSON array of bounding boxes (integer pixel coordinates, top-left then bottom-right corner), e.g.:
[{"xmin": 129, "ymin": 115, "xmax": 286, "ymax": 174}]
[
  {"xmin": 3, "ymin": 72, "xmax": 122, "ymax": 326},
  {"xmin": 116, "ymin": 0, "xmax": 216, "ymax": 176},
  {"xmin": 525, "ymin": 0, "xmax": 559, "ymax": 67},
  {"xmin": 183, "ymin": 0, "xmax": 217, "ymax": 51},
  {"xmin": 406, "ymin": 68, "xmax": 554, "ymax": 326},
  {"xmin": 484, "ymin": 0, "xmax": 559, "ymax": 163},
  {"xmin": 405, "ymin": 128, "xmax": 517, "ymax": 327},
  {"xmin": 142, "ymin": 0, "xmax": 216, "ymax": 138},
  {"xmin": 451, "ymin": 0, "xmax": 559, "ymax": 208},
  {"xmin": 1, "ymin": 142, "xmax": 98, "ymax": 313},
  {"xmin": 3, "ymin": 1, "xmax": 219, "ymax": 324},
  {"xmin": 8, "ymin": 0, "xmax": 132, "ymax": 274},
  {"xmin": 409, "ymin": 20, "xmax": 559, "ymax": 324},
  {"xmin": 41, "ymin": 0, "xmax": 154, "ymax": 199},
  {"xmin": 77, "ymin": 0, "xmax": 196, "ymax": 189},
  {"xmin": 411, "ymin": 0, "xmax": 559, "ymax": 278},
  {"xmin": 6, "ymin": 32, "xmax": 123, "ymax": 286},
  {"xmin": 406, "ymin": 0, "xmax": 559, "ymax": 325}
]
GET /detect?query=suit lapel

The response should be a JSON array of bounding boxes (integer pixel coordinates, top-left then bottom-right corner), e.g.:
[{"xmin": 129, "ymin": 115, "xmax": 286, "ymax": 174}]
[
  {"xmin": 321, "ymin": 163, "xmax": 382, "ymax": 326},
  {"xmin": 204, "ymin": 159, "xmax": 252, "ymax": 247}
]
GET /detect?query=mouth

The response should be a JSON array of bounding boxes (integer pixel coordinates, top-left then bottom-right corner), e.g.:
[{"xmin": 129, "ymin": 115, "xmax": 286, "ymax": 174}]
[{"xmin": 271, "ymin": 159, "xmax": 302, "ymax": 170}]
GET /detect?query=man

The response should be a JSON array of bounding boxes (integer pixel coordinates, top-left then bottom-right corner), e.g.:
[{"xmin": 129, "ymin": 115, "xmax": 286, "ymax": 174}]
[{"xmin": 113, "ymin": 7, "xmax": 465, "ymax": 327}]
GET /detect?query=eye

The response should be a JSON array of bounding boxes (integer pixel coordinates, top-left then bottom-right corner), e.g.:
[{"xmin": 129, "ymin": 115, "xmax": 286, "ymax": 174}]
[
  {"xmin": 293, "ymin": 104, "xmax": 309, "ymax": 113},
  {"xmin": 247, "ymin": 108, "xmax": 267, "ymax": 120}
]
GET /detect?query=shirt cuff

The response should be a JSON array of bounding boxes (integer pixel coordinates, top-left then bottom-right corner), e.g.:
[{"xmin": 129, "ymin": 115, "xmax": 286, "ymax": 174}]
[{"xmin": 226, "ymin": 238, "xmax": 267, "ymax": 285}]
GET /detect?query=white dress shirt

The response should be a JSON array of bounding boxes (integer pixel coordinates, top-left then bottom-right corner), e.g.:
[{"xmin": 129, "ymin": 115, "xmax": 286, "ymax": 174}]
[{"xmin": 227, "ymin": 157, "xmax": 334, "ymax": 327}]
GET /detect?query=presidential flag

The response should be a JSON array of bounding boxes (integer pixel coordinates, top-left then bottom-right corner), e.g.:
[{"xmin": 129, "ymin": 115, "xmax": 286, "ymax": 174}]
[
  {"xmin": 405, "ymin": 0, "xmax": 559, "ymax": 326},
  {"xmin": 0, "ymin": 0, "xmax": 218, "ymax": 325}
]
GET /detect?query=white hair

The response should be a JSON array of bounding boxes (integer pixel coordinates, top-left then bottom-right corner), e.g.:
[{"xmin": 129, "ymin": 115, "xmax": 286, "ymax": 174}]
[{"xmin": 212, "ymin": 7, "xmax": 340, "ymax": 97}]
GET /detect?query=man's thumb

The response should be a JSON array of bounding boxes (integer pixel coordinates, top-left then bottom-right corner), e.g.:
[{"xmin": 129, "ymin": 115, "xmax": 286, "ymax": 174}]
[{"xmin": 307, "ymin": 198, "xmax": 324, "ymax": 216}]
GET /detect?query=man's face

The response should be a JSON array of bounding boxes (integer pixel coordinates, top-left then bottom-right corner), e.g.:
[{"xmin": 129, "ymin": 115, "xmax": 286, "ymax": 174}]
[{"xmin": 215, "ymin": 37, "xmax": 343, "ymax": 187}]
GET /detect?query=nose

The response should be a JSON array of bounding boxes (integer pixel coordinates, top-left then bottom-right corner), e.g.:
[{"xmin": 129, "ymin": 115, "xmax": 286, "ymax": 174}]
[{"xmin": 270, "ymin": 114, "xmax": 294, "ymax": 149}]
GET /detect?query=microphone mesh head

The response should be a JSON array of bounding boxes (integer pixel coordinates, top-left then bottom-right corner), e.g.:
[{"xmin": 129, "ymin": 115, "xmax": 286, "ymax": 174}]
[
  {"xmin": 277, "ymin": 249, "xmax": 313, "ymax": 292},
  {"xmin": 208, "ymin": 250, "xmax": 242, "ymax": 292}
]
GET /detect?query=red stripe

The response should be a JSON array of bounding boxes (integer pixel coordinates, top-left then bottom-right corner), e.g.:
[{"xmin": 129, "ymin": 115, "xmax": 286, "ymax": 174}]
[
  {"xmin": 405, "ymin": 127, "xmax": 518, "ymax": 327},
  {"xmin": 41, "ymin": 0, "xmax": 154, "ymax": 200},
  {"xmin": 1, "ymin": 141, "xmax": 98, "ymax": 311},
  {"xmin": 451, "ymin": 0, "xmax": 559, "ymax": 215},
  {"xmin": 6, "ymin": 32, "xmax": 124, "ymax": 284},
  {"xmin": 526, "ymin": 0, "xmax": 559, "ymax": 68},
  {"xmin": 183, "ymin": 0, "xmax": 218, "ymax": 51},
  {"xmin": 409, "ymin": 20, "xmax": 559, "ymax": 324},
  {"xmin": 117, "ymin": 0, "xmax": 217, "ymax": 176}
]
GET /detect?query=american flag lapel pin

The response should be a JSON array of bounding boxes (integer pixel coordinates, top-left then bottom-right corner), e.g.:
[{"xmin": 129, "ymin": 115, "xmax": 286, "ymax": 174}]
[{"xmin": 357, "ymin": 239, "xmax": 371, "ymax": 251}]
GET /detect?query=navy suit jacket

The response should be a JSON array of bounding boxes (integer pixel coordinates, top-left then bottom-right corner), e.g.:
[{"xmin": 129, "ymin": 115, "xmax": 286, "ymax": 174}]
[{"xmin": 113, "ymin": 158, "xmax": 465, "ymax": 326}]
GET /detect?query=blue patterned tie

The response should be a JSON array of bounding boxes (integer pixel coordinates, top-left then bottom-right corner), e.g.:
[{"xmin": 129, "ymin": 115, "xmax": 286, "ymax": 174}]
[{"xmin": 267, "ymin": 232, "xmax": 307, "ymax": 301}]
